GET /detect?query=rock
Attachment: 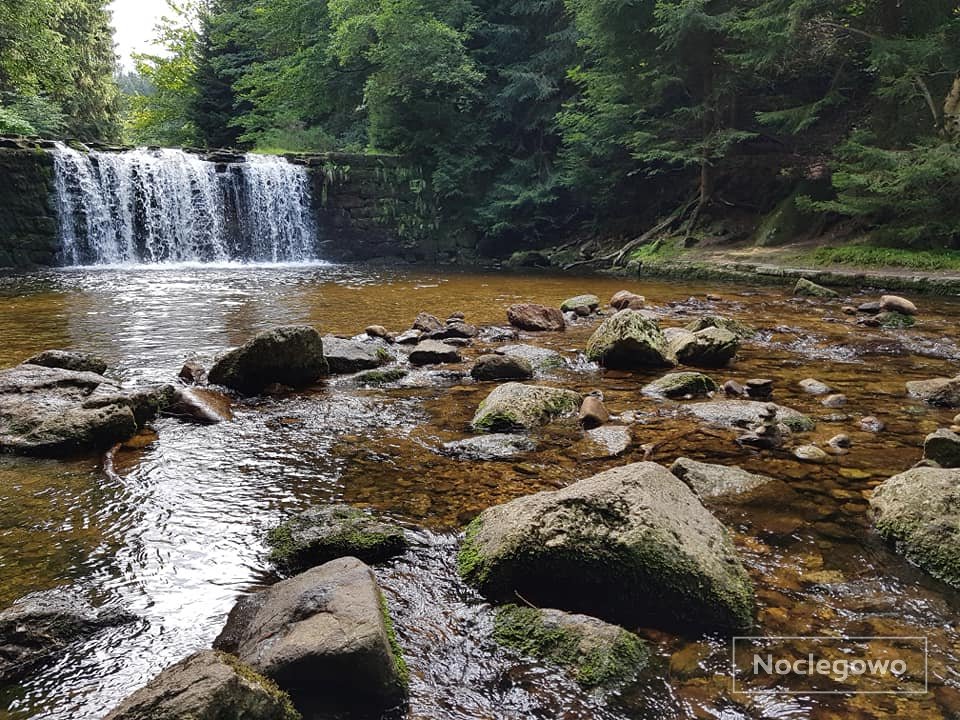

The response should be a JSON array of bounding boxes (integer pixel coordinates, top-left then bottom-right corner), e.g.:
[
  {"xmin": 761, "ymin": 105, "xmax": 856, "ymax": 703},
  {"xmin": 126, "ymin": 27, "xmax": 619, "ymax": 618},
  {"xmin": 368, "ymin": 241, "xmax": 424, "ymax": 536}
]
[
  {"xmin": 471, "ymin": 354, "xmax": 534, "ymax": 381},
  {"xmin": 684, "ymin": 315, "xmax": 756, "ymax": 340},
  {"xmin": 842, "ymin": 306, "xmax": 857, "ymax": 315},
  {"xmin": 799, "ymin": 378, "xmax": 832, "ymax": 395},
  {"xmin": 688, "ymin": 400, "xmax": 815, "ymax": 432},
  {"xmin": 858, "ymin": 301, "xmax": 882, "ymax": 314},
  {"xmin": 735, "ymin": 403, "xmax": 785, "ymax": 450},
  {"xmin": 794, "ymin": 445, "xmax": 830, "ymax": 463},
  {"xmin": 822, "ymin": 393, "xmax": 847, "ymax": 408},
  {"xmin": 642, "ymin": 372, "xmax": 718, "ymax": 399},
  {"xmin": 322, "ymin": 336, "xmax": 387, "ymax": 374},
  {"xmin": 609, "ymin": 291, "xmax": 646, "ymax": 310},
  {"xmin": 560, "ymin": 295, "xmax": 600, "ymax": 314},
  {"xmin": 0, "ymin": 364, "xmax": 142, "ymax": 456},
  {"xmin": 102, "ymin": 650, "xmax": 299, "ymax": 720},
  {"xmin": 83, "ymin": 383, "xmax": 176, "ymax": 428},
  {"xmin": 493, "ymin": 605, "xmax": 648, "ymax": 689},
  {"xmin": 394, "ymin": 329, "xmax": 423, "ymax": 345},
  {"xmin": 860, "ymin": 416, "xmax": 885, "ymax": 433},
  {"xmin": 208, "ymin": 326, "xmax": 328, "ymax": 395},
  {"xmin": 214, "ymin": 557, "xmax": 407, "ymax": 713},
  {"xmin": 578, "ymin": 393, "xmax": 610, "ymax": 429},
  {"xmin": 574, "ymin": 426, "xmax": 632, "ymax": 459},
  {"xmin": 670, "ymin": 458, "xmax": 774, "ymax": 499},
  {"xmin": 267, "ymin": 506, "xmax": 407, "ymax": 574},
  {"xmin": 447, "ymin": 312, "xmax": 466, "ymax": 321},
  {"xmin": 875, "ymin": 311, "xmax": 915, "ymax": 328},
  {"xmin": 412, "ymin": 312, "xmax": 444, "ymax": 333},
  {"xmin": 365, "ymin": 325, "xmax": 394, "ymax": 342},
  {"xmin": 870, "ymin": 467, "xmax": 960, "ymax": 589},
  {"xmin": 880, "ymin": 295, "xmax": 918, "ymax": 316},
  {"xmin": 906, "ymin": 376, "xmax": 960, "ymax": 407},
  {"xmin": 506, "ymin": 250, "xmax": 551, "ymax": 268},
  {"xmin": 178, "ymin": 360, "xmax": 206, "ymax": 385},
  {"xmin": 165, "ymin": 387, "xmax": 232, "ymax": 424},
  {"xmin": 794, "ymin": 277, "xmax": 840, "ymax": 298},
  {"xmin": 429, "ymin": 321, "xmax": 478, "ymax": 340},
  {"xmin": 478, "ymin": 326, "xmax": 518, "ymax": 343},
  {"xmin": 442, "ymin": 434, "xmax": 536, "ymax": 461},
  {"xmin": 0, "ymin": 588, "xmax": 134, "ymax": 681},
  {"xmin": 723, "ymin": 380, "xmax": 745, "ymax": 397},
  {"xmin": 506, "ymin": 304, "xmax": 566, "ymax": 332},
  {"xmin": 458, "ymin": 462, "xmax": 755, "ymax": 632},
  {"xmin": 497, "ymin": 344, "xmax": 565, "ymax": 372},
  {"xmin": 829, "ymin": 434, "xmax": 852, "ymax": 449},
  {"xmin": 744, "ymin": 378, "xmax": 773, "ymax": 400},
  {"xmin": 585, "ymin": 310, "xmax": 675, "ymax": 369},
  {"xmin": 24, "ymin": 349, "xmax": 108, "ymax": 376},
  {"xmin": 408, "ymin": 340, "xmax": 462, "ymax": 366},
  {"xmin": 923, "ymin": 429, "xmax": 960, "ymax": 468},
  {"xmin": 355, "ymin": 368, "xmax": 409, "ymax": 385},
  {"xmin": 471, "ymin": 383, "xmax": 582, "ymax": 433},
  {"xmin": 668, "ymin": 327, "xmax": 739, "ymax": 368}
]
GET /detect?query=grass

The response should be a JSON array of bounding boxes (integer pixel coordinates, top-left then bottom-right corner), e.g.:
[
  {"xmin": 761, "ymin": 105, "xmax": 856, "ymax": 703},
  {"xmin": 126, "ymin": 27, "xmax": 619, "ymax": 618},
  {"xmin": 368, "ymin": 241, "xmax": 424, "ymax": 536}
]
[{"xmin": 805, "ymin": 245, "xmax": 960, "ymax": 272}]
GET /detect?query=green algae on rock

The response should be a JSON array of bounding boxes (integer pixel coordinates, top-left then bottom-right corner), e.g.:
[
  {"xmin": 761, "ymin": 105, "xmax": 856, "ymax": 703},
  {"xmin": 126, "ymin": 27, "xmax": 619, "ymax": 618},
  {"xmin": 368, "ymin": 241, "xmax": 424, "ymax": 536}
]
[
  {"xmin": 471, "ymin": 383, "xmax": 582, "ymax": 432},
  {"xmin": 585, "ymin": 310, "xmax": 675, "ymax": 369},
  {"xmin": 642, "ymin": 371, "xmax": 719, "ymax": 399}
]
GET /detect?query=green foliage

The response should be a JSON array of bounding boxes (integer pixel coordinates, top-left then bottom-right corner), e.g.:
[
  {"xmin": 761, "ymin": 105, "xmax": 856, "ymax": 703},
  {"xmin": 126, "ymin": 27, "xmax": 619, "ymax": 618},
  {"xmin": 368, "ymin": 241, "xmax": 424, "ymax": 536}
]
[{"xmin": 807, "ymin": 245, "xmax": 960, "ymax": 272}]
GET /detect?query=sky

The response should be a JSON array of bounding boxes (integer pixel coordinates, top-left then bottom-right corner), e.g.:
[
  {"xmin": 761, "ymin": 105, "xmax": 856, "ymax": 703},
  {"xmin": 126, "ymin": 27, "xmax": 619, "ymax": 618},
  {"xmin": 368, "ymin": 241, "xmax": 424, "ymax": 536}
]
[{"xmin": 109, "ymin": 0, "xmax": 168, "ymax": 70}]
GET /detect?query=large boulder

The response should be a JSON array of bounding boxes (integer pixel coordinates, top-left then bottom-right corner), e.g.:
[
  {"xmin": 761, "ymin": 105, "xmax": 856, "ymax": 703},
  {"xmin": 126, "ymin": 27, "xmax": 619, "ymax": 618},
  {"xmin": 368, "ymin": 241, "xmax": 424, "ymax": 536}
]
[
  {"xmin": 0, "ymin": 588, "xmax": 134, "ymax": 681},
  {"xmin": 0, "ymin": 364, "xmax": 145, "ymax": 456},
  {"xmin": 493, "ymin": 605, "xmax": 649, "ymax": 689},
  {"xmin": 471, "ymin": 354, "xmax": 534, "ymax": 381},
  {"xmin": 642, "ymin": 372, "xmax": 718, "ymax": 399},
  {"xmin": 24, "ymin": 349, "xmax": 108, "ymax": 375},
  {"xmin": 687, "ymin": 400, "xmax": 815, "ymax": 432},
  {"xmin": 907, "ymin": 376, "xmax": 960, "ymax": 407},
  {"xmin": 458, "ymin": 462, "xmax": 755, "ymax": 632},
  {"xmin": 506, "ymin": 304, "xmax": 566, "ymax": 332},
  {"xmin": 869, "ymin": 468, "xmax": 960, "ymax": 589},
  {"xmin": 496, "ymin": 344, "xmax": 565, "ymax": 372},
  {"xmin": 669, "ymin": 458, "xmax": 775, "ymax": 500},
  {"xmin": 667, "ymin": 327, "xmax": 739, "ymax": 367},
  {"xmin": 322, "ymin": 336, "xmax": 387, "ymax": 374},
  {"xmin": 103, "ymin": 650, "xmax": 300, "ymax": 720},
  {"xmin": 471, "ymin": 383, "xmax": 582, "ymax": 432},
  {"xmin": 585, "ymin": 310, "xmax": 675, "ymax": 370},
  {"xmin": 267, "ymin": 506, "xmax": 408, "ymax": 574},
  {"xmin": 208, "ymin": 326, "xmax": 328, "ymax": 395},
  {"xmin": 214, "ymin": 557, "xmax": 407, "ymax": 714}
]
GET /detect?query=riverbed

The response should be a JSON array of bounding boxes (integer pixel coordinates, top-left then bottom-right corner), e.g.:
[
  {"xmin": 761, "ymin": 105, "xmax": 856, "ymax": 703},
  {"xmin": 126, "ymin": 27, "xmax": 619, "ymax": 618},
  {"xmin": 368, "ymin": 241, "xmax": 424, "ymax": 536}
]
[{"xmin": 1, "ymin": 263, "xmax": 959, "ymax": 720}]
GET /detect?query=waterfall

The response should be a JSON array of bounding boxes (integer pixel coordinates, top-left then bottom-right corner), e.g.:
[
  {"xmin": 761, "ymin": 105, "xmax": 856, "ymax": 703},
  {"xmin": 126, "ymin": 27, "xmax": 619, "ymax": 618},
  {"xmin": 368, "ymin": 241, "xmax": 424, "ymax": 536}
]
[{"xmin": 51, "ymin": 144, "xmax": 319, "ymax": 265}]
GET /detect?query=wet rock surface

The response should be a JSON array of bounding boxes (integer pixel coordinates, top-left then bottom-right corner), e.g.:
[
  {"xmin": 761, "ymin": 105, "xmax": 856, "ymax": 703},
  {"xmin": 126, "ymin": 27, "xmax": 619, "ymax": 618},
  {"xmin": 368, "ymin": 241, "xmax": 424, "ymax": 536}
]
[
  {"xmin": 643, "ymin": 371, "xmax": 719, "ymax": 399},
  {"xmin": 409, "ymin": 340, "xmax": 462, "ymax": 366},
  {"xmin": 669, "ymin": 458, "xmax": 774, "ymax": 499},
  {"xmin": 470, "ymin": 353, "xmax": 534, "ymax": 381},
  {"xmin": 471, "ymin": 383, "xmax": 582, "ymax": 432},
  {"xmin": 24, "ymin": 349, "xmax": 108, "ymax": 375},
  {"xmin": 687, "ymin": 399, "xmax": 815, "ymax": 432},
  {"xmin": 322, "ymin": 336, "xmax": 388, "ymax": 373},
  {"xmin": 585, "ymin": 310, "xmax": 675, "ymax": 369},
  {"xmin": 442, "ymin": 433, "xmax": 537, "ymax": 460},
  {"xmin": 208, "ymin": 326, "xmax": 328, "ymax": 395},
  {"xmin": 506, "ymin": 303, "xmax": 566, "ymax": 332}
]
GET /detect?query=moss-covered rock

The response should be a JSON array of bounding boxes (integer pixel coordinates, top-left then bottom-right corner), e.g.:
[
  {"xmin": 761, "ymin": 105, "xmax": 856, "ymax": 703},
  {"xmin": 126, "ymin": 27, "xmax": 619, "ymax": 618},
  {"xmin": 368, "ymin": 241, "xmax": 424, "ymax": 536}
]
[
  {"xmin": 667, "ymin": 327, "xmax": 740, "ymax": 368},
  {"xmin": 876, "ymin": 311, "xmax": 916, "ymax": 329},
  {"xmin": 458, "ymin": 462, "xmax": 756, "ymax": 633},
  {"xmin": 687, "ymin": 400, "xmax": 815, "ymax": 432},
  {"xmin": 471, "ymin": 383, "xmax": 582, "ymax": 433},
  {"xmin": 493, "ymin": 605, "xmax": 649, "ymax": 689},
  {"xmin": 869, "ymin": 467, "xmax": 960, "ymax": 589},
  {"xmin": 267, "ymin": 505, "xmax": 407, "ymax": 573},
  {"xmin": 794, "ymin": 277, "xmax": 840, "ymax": 298},
  {"xmin": 560, "ymin": 295, "xmax": 600, "ymax": 313},
  {"xmin": 497, "ymin": 344, "xmax": 565, "ymax": 372},
  {"xmin": 684, "ymin": 315, "xmax": 757, "ymax": 340},
  {"xmin": 585, "ymin": 310, "xmax": 675, "ymax": 370},
  {"xmin": 356, "ymin": 368, "xmax": 409, "ymax": 385},
  {"xmin": 642, "ymin": 372, "xmax": 719, "ymax": 399}
]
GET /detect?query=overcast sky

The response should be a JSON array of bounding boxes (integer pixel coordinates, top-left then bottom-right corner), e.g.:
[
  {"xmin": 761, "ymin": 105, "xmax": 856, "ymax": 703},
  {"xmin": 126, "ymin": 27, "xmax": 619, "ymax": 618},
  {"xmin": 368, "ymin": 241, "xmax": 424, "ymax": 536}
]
[{"xmin": 109, "ymin": 0, "xmax": 168, "ymax": 70}]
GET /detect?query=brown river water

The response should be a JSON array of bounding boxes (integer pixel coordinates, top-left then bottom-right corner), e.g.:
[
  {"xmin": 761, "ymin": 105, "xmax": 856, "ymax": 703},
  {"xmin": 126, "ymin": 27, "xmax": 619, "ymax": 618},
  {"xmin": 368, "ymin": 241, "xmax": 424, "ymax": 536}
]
[{"xmin": 1, "ymin": 263, "xmax": 959, "ymax": 720}]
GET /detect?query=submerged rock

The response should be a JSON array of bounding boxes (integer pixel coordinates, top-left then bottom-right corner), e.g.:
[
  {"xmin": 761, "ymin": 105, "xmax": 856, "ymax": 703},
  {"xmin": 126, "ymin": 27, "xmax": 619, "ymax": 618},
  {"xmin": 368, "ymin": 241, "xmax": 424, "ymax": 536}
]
[
  {"xmin": 214, "ymin": 557, "xmax": 407, "ymax": 714},
  {"xmin": 573, "ymin": 425, "xmax": 632, "ymax": 459},
  {"xmin": 585, "ymin": 310, "xmax": 675, "ymax": 370},
  {"xmin": 0, "ymin": 588, "xmax": 134, "ymax": 681},
  {"xmin": 669, "ymin": 458, "xmax": 774, "ymax": 499},
  {"xmin": 799, "ymin": 378, "xmax": 832, "ymax": 395},
  {"xmin": 267, "ymin": 505, "xmax": 407, "ymax": 573},
  {"xmin": 923, "ymin": 429, "xmax": 960, "ymax": 468},
  {"xmin": 906, "ymin": 376, "xmax": 960, "ymax": 407},
  {"xmin": 408, "ymin": 340, "xmax": 462, "ymax": 366},
  {"xmin": 471, "ymin": 383, "xmax": 582, "ymax": 433},
  {"xmin": 458, "ymin": 462, "xmax": 755, "ymax": 632},
  {"xmin": 870, "ymin": 468, "xmax": 960, "ymax": 589},
  {"xmin": 609, "ymin": 290, "xmax": 646, "ymax": 311},
  {"xmin": 560, "ymin": 295, "xmax": 600, "ymax": 315},
  {"xmin": 794, "ymin": 277, "xmax": 840, "ymax": 298},
  {"xmin": 322, "ymin": 336, "xmax": 388, "ymax": 374},
  {"xmin": 493, "ymin": 605, "xmax": 649, "ymax": 689},
  {"xmin": 794, "ymin": 444, "xmax": 831, "ymax": 464},
  {"xmin": 103, "ymin": 650, "xmax": 300, "ymax": 720},
  {"xmin": 24, "ymin": 349, "xmax": 108, "ymax": 376},
  {"xmin": 506, "ymin": 303, "xmax": 566, "ymax": 332},
  {"xmin": 208, "ymin": 326, "xmax": 328, "ymax": 395},
  {"xmin": 471, "ymin": 354, "xmax": 534, "ymax": 381},
  {"xmin": 442, "ymin": 434, "xmax": 536, "ymax": 461},
  {"xmin": 667, "ymin": 327, "xmax": 740, "ymax": 368},
  {"xmin": 164, "ymin": 387, "xmax": 232, "ymax": 424},
  {"xmin": 687, "ymin": 400, "xmax": 815, "ymax": 432},
  {"xmin": 497, "ymin": 344, "xmax": 565, "ymax": 372},
  {"xmin": 643, "ymin": 372, "xmax": 718, "ymax": 399}
]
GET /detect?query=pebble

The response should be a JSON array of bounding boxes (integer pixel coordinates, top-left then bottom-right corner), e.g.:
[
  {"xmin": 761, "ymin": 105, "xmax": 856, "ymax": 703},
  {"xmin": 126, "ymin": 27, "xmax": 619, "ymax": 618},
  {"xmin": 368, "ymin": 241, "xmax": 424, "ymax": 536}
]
[
  {"xmin": 822, "ymin": 394, "xmax": 847, "ymax": 408},
  {"xmin": 799, "ymin": 378, "xmax": 832, "ymax": 395},
  {"xmin": 828, "ymin": 434, "xmax": 852, "ymax": 449},
  {"xmin": 794, "ymin": 445, "xmax": 831, "ymax": 464},
  {"xmin": 723, "ymin": 380, "xmax": 745, "ymax": 397},
  {"xmin": 859, "ymin": 416, "xmax": 885, "ymax": 433}
]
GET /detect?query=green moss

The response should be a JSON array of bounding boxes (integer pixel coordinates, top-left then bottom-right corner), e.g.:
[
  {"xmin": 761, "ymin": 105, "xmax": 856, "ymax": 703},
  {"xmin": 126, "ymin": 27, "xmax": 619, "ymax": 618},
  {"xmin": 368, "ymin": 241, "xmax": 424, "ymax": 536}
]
[
  {"xmin": 492, "ymin": 605, "xmax": 649, "ymax": 688},
  {"xmin": 356, "ymin": 368, "xmax": 408, "ymax": 385},
  {"xmin": 806, "ymin": 244, "xmax": 960, "ymax": 272},
  {"xmin": 375, "ymin": 347, "xmax": 393, "ymax": 362},
  {"xmin": 782, "ymin": 414, "xmax": 816, "ymax": 433},
  {"xmin": 378, "ymin": 591, "xmax": 410, "ymax": 690},
  {"xmin": 877, "ymin": 311, "xmax": 916, "ymax": 328},
  {"xmin": 457, "ymin": 516, "xmax": 487, "ymax": 583},
  {"xmin": 217, "ymin": 651, "xmax": 302, "ymax": 720},
  {"xmin": 628, "ymin": 238, "xmax": 684, "ymax": 263}
]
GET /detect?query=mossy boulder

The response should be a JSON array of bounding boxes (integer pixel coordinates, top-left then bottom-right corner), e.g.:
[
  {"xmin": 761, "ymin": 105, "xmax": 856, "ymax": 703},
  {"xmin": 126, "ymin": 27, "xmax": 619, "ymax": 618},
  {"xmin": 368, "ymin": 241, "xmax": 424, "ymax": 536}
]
[
  {"xmin": 208, "ymin": 326, "xmax": 328, "ymax": 395},
  {"xmin": 458, "ymin": 462, "xmax": 755, "ymax": 632},
  {"xmin": 560, "ymin": 294, "xmax": 600, "ymax": 314},
  {"xmin": 493, "ymin": 605, "xmax": 649, "ymax": 689},
  {"xmin": 267, "ymin": 505, "xmax": 408, "ymax": 574},
  {"xmin": 497, "ymin": 344, "xmax": 565, "ymax": 372},
  {"xmin": 667, "ymin": 327, "xmax": 740, "ymax": 368},
  {"xmin": 869, "ymin": 468, "xmax": 960, "ymax": 589},
  {"xmin": 643, "ymin": 372, "xmax": 719, "ymax": 399},
  {"xmin": 103, "ymin": 650, "xmax": 300, "ymax": 720},
  {"xmin": 356, "ymin": 368, "xmax": 409, "ymax": 385},
  {"xmin": 471, "ymin": 383, "xmax": 582, "ymax": 433},
  {"xmin": 687, "ymin": 400, "xmax": 815, "ymax": 432},
  {"xmin": 876, "ymin": 311, "xmax": 916, "ymax": 329},
  {"xmin": 322, "ymin": 336, "xmax": 388, "ymax": 374},
  {"xmin": 794, "ymin": 277, "xmax": 840, "ymax": 298},
  {"xmin": 684, "ymin": 315, "xmax": 756, "ymax": 340},
  {"xmin": 585, "ymin": 310, "xmax": 675, "ymax": 370}
]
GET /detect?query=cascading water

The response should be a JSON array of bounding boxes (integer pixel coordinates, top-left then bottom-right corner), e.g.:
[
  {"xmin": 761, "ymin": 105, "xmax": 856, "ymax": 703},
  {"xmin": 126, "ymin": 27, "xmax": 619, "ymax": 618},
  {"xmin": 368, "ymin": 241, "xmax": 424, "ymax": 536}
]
[{"xmin": 51, "ymin": 144, "xmax": 319, "ymax": 265}]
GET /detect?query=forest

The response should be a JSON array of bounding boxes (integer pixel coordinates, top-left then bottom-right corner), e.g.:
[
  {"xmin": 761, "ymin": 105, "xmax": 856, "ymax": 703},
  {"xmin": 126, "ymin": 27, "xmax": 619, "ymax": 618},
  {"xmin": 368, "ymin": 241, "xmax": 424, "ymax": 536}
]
[{"xmin": 2, "ymin": 0, "xmax": 960, "ymax": 258}]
